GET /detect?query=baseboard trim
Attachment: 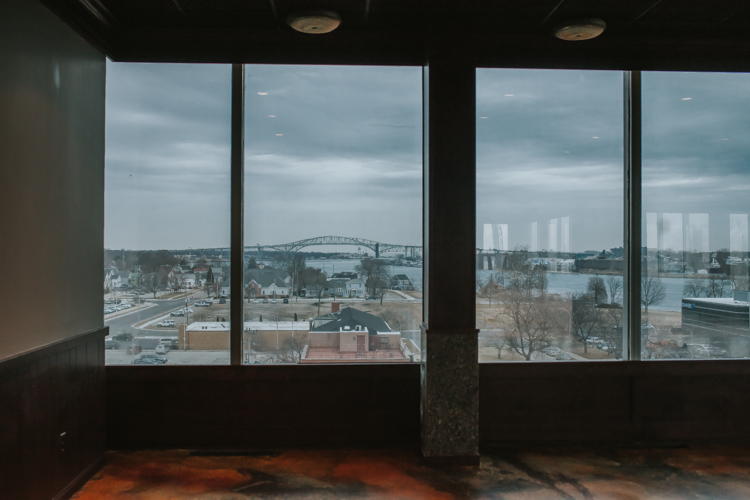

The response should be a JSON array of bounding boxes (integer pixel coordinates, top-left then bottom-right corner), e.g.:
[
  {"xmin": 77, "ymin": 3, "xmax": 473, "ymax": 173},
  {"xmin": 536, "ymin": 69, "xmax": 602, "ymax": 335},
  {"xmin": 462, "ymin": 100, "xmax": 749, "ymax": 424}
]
[
  {"xmin": 54, "ymin": 454, "xmax": 106, "ymax": 500},
  {"xmin": 422, "ymin": 451, "xmax": 480, "ymax": 467}
]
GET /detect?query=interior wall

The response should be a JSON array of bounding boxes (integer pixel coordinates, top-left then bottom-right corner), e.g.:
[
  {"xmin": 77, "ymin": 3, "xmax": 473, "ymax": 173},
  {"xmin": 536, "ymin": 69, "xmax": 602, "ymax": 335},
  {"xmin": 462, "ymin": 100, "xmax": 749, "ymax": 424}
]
[{"xmin": 0, "ymin": 0, "xmax": 105, "ymax": 361}]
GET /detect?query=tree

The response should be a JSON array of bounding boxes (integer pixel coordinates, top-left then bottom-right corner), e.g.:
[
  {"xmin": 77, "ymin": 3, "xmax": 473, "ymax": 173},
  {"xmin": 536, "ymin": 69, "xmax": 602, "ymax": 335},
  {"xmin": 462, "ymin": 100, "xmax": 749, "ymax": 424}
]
[
  {"xmin": 355, "ymin": 258, "xmax": 391, "ymax": 296},
  {"xmin": 246, "ymin": 257, "xmax": 258, "ymax": 269},
  {"xmin": 704, "ymin": 274, "xmax": 729, "ymax": 298},
  {"xmin": 484, "ymin": 333, "xmax": 507, "ymax": 359},
  {"xmin": 683, "ymin": 278, "xmax": 705, "ymax": 298},
  {"xmin": 501, "ymin": 295, "xmax": 560, "ymax": 361},
  {"xmin": 283, "ymin": 331, "xmax": 309, "ymax": 363},
  {"xmin": 285, "ymin": 253, "xmax": 307, "ymax": 296},
  {"xmin": 587, "ymin": 275, "xmax": 607, "ymax": 304},
  {"xmin": 606, "ymin": 276, "xmax": 623, "ymax": 304},
  {"xmin": 380, "ymin": 310, "xmax": 408, "ymax": 332},
  {"xmin": 641, "ymin": 276, "xmax": 666, "ymax": 315},
  {"xmin": 571, "ymin": 294, "xmax": 606, "ymax": 354}
]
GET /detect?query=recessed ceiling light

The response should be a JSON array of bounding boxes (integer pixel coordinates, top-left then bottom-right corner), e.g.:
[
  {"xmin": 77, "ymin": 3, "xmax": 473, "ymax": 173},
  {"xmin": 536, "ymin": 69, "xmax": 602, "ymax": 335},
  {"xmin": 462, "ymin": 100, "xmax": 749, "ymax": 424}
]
[
  {"xmin": 681, "ymin": 97, "xmax": 692, "ymax": 101},
  {"xmin": 257, "ymin": 92, "xmax": 268, "ymax": 96},
  {"xmin": 504, "ymin": 94, "xmax": 515, "ymax": 97},
  {"xmin": 722, "ymin": 138, "xmax": 729, "ymax": 141},
  {"xmin": 479, "ymin": 116, "xmax": 488, "ymax": 119},
  {"xmin": 268, "ymin": 115, "xmax": 276, "ymax": 118},
  {"xmin": 592, "ymin": 136, "xmax": 599, "ymax": 139},
  {"xmin": 275, "ymin": 133, "xmax": 284, "ymax": 136},
  {"xmin": 553, "ymin": 18, "xmax": 606, "ymax": 41},
  {"xmin": 288, "ymin": 10, "xmax": 341, "ymax": 34}
]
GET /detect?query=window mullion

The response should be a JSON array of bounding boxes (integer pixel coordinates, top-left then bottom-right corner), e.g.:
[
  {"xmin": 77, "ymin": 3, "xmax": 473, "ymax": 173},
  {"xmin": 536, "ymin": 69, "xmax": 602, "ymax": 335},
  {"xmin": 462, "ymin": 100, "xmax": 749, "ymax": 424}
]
[{"xmin": 624, "ymin": 71, "xmax": 642, "ymax": 360}]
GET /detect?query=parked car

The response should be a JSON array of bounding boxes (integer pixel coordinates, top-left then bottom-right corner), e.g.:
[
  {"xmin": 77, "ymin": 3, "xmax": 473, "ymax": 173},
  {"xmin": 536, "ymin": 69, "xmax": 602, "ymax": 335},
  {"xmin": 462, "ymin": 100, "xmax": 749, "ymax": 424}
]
[
  {"xmin": 127, "ymin": 345, "xmax": 143, "ymax": 355},
  {"xmin": 271, "ymin": 299, "xmax": 277, "ymax": 304},
  {"xmin": 104, "ymin": 339, "xmax": 120, "ymax": 350},
  {"xmin": 155, "ymin": 344, "xmax": 170, "ymax": 354},
  {"xmin": 262, "ymin": 298, "xmax": 269, "ymax": 303},
  {"xmin": 137, "ymin": 353, "xmax": 167, "ymax": 364},
  {"xmin": 366, "ymin": 296, "xmax": 377, "ymax": 300},
  {"xmin": 159, "ymin": 338, "xmax": 178, "ymax": 349},
  {"xmin": 252, "ymin": 299, "xmax": 259, "ymax": 304},
  {"xmin": 113, "ymin": 333, "xmax": 133, "ymax": 341},
  {"xmin": 157, "ymin": 320, "xmax": 175, "ymax": 327},
  {"xmin": 170, "ymin": 310, "xmax": 185, "ymax": 317},
  {"xmin": 219, "ymin": 298, "xmax": 226, "ymax": 304},
  {"xmin": 195, "ymin": 301, "xmax": 211, "ymax": 307},
  {"xmin": 282, "ymin": 298, "xmax": 289, "ymax": 303},
  {"xmin": 131, "ymin": 357, "xmax": 161, "ymax": 365}
]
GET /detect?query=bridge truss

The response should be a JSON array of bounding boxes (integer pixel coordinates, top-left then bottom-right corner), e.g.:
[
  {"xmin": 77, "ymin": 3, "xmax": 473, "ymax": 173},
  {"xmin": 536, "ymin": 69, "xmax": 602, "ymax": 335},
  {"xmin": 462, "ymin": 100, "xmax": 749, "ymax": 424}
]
[{"xmin": 246, "ymin": 235, "xmax": 421, "ymax": 258}]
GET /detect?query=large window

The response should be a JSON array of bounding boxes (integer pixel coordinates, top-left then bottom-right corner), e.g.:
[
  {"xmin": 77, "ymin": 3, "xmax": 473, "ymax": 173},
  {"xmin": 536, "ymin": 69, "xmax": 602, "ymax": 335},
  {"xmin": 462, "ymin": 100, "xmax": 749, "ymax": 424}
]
[
  {"xmin": 476, "ymin": 69, "xmax": 624, "ymax": 362},
  {"xmin": 242, "ymin": 65, "xmax": 423, "ymax": 364},
  {"xmin": 103, "ymin": 63, "xmax": 749, "ymax": 366},
  {"xmin": 642, "ymin": 72, "xmax": 750, "ymax": 360},
  {"xmin": 104, "ymin": 63, "xmax": 232, "ymax": 365}
]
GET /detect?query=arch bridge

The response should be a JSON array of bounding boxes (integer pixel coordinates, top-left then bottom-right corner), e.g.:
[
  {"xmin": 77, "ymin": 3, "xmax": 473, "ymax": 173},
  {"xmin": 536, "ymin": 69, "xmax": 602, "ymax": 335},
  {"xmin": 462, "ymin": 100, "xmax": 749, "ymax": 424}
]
[{"xmin": 247, "ymin": 236, "xmax": 422, "ymax": 258}]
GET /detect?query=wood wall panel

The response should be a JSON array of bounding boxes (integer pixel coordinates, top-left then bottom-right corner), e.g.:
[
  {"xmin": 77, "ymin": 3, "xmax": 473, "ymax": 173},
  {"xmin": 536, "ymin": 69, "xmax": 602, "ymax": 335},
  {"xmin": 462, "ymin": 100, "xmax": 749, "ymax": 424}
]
[
  {"xmin": 0, "ymin": 328, "xmax": 107, "ymax": 500},
  {"xmin": 109, "ymin": 360, "xmax": 750, "ymax": 450},
  {"xmin": 479, "ymin": 361, "xmax": 750, "ymax": 446},
  {"xmin": 107, "ymin": 364, "xmax": 421, "ymax": 450}
]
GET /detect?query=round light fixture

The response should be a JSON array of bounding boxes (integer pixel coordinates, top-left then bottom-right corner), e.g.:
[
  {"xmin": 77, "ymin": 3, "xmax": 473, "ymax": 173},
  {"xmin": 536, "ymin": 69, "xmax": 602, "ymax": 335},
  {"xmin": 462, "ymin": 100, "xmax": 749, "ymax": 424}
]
[
  {"xmin": 288, "ymin": 10, "xmax": 341, "ymax": 34},
  {"xmin": 553, "ymin": 18, "xmax": 606, "ymax": 41}
]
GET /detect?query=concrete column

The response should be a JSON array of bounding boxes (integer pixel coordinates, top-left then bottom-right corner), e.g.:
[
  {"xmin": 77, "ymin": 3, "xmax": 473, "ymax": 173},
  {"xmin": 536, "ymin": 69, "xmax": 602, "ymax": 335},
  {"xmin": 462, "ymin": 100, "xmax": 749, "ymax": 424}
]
[{"xmin": 421, "ymin": 40, "xmax": 479, "ymax": 466}]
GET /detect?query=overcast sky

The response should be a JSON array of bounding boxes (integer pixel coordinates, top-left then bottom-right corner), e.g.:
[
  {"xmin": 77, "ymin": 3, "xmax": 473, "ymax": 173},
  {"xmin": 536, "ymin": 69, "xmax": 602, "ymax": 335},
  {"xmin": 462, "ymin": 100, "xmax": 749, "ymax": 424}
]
[{"xmin": 105, "ymin": 64, "xmax": 749, "ymax": 254}]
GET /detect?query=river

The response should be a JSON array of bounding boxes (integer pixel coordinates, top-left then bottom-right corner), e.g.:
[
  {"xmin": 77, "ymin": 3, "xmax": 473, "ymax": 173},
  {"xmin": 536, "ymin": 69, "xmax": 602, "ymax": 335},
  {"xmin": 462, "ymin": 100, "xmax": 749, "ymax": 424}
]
[{"xmin": 267, "ymin": 259, "xmax": 689, "ymax": 312}]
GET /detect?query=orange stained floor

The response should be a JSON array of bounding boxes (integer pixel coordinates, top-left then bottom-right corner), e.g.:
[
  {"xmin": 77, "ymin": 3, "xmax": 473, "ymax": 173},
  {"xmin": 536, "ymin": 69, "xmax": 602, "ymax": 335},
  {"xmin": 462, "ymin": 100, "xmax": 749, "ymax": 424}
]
[{"xmin": 73, "ymin": 445, "xmax": 750, "ymax": 499}]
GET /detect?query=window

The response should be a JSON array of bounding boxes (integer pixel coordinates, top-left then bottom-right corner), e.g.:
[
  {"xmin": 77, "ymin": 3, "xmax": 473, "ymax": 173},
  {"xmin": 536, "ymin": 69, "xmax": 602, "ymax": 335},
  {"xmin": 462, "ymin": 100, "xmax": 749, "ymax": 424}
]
[
  {"xmin": 642, "ymin": 72, "xmax": 750, "ymax": 360},
  {"xmin": 241, "ymin": 65, "xmax": 423, "ymax": 364},
  {"xmin": 104, "ymin": 63, "xmax": 232, "ymax": 365},
  {"xmin": 476, "ymin": 69, "xmax": 624, "ymax": 362}
]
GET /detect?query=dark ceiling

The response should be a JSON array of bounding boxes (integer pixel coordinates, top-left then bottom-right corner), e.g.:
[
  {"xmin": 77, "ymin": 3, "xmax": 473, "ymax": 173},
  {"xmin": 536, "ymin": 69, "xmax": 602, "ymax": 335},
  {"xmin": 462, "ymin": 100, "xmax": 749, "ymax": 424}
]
[{"xmin": 43, "ymin": 0, "xmax": 750, "ymax": 71}]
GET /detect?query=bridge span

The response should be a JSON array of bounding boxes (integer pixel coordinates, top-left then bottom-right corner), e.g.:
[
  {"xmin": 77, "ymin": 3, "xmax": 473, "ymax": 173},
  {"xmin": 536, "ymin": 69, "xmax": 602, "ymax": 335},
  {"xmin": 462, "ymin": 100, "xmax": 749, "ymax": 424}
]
[{"xmin": 244, "ymin": 236, "xmax": 422, "ymax": 258}]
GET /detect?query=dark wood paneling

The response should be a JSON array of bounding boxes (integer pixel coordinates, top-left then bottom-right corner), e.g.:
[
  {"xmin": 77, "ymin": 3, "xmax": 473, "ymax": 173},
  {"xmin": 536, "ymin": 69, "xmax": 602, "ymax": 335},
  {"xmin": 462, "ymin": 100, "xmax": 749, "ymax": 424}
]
[
  {"xmin": 479, "ymin": 361, "xmax": 750, "ymax": 446},
  {"xmin": 0, "ymin": 327, "xmax": 107, "ymax": 500},
  {"xmin": 107, "ymin": 364, "xmax": 421, "ymax": 450}
]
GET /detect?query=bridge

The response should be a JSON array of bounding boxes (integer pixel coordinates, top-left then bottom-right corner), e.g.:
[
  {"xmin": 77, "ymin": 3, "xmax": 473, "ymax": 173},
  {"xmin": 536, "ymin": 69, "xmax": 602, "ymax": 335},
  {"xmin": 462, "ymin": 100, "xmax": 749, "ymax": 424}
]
[{"xmin": 246, "ymin": 236, "xmax": 422, "ymax": 259}]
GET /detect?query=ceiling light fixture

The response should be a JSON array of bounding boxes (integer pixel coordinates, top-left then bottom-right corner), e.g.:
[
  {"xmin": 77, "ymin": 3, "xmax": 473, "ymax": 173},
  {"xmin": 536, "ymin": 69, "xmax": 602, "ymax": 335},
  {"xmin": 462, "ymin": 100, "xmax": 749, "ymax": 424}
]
[
  {"xmin": 553, "ymin": 18, "xmax": 606, "ymax": 41},
  {"xmin": 288, "ymin": 10, "xmax": 341, "ymax": 34}
]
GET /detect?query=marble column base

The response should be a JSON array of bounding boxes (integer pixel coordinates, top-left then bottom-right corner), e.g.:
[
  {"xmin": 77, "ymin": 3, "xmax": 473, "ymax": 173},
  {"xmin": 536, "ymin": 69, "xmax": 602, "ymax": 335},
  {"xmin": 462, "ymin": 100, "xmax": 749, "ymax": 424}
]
[{"xmin": 421, "ymin": 324, "xmax": 479, "ymax": 465}]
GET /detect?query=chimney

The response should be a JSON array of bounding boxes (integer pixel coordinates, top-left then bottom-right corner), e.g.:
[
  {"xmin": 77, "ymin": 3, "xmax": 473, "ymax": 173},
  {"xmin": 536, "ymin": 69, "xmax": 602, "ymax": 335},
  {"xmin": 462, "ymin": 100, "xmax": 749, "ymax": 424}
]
[{"xmin": 331, "ymin": 301, "xmax": 340, "ymax": 313}]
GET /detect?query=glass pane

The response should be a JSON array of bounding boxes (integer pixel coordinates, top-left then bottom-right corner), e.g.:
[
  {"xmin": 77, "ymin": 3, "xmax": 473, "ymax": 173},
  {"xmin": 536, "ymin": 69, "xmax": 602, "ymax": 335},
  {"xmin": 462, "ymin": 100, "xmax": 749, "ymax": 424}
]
[
  {"xmin": 104, "ymin": 63, "xmax": 232, "ymax": 365},
  {"xmin": 242, "ymin": 65, "xmax": 422, "ymax": 364},
  {"xmin": 477, "ymin": 69, "xmax": 624, "ymax": 362},
  {"xmin": 642, "ymin": 72, "xmax": 750, "ymax": 359}
]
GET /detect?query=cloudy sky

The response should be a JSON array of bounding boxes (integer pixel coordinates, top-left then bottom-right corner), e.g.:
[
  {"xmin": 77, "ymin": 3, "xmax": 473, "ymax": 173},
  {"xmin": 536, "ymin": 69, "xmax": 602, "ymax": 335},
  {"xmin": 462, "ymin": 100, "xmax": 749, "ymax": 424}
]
[{"xmin": 105, "ymin": 64, "xmax": 749, "ymax": 254}]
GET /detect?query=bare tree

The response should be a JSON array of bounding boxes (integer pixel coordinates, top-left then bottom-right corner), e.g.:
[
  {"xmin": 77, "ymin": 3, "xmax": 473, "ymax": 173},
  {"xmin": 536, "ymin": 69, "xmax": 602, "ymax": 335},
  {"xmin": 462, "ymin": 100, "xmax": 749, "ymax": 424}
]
[
  {"xmin": 606, "ymin": 276, "xmax": 623, "ymax": 304},
  {"xmin": 641, "ymin": 276, "xmax": 666, "ymax": 316},
  {"xmin": 380, "ymin": 309, "xmax": 408, "ymax": 332},
  {"xmin": 704, "ymin": 274, "xmax": 729, "ymax": 298},
  {"xmin": 571, "ymin": 294, "xmax": 607, "ymax": 354},
  {"xmin": 587, "ymin": 276, "xmax": 607, "ymax": 304},
  {"xmin": 501, "ymin": 294, "xmax": 559, "ymax": 361},
  {"xmin": 283, "ymin": 331, "xmax": 309, "ymax": 363},
  {"xmin": 484, "ymin": 333, "xmax": 507, "ymax": 359},
  {"xmin": 683, "ymin": 278, "xmax": 705, "ymax": 298},
  {"xmin": 355, "ymin": 258, "xmax": 391, "ymax": 297}
]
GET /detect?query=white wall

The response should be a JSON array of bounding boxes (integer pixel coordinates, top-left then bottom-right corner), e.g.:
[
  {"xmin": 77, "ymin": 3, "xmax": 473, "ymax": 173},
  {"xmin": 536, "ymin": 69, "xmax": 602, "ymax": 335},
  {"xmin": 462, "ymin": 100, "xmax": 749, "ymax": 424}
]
[{"xmin": 0, "ymin": 0, "xmax": 105, "ymax": 360}]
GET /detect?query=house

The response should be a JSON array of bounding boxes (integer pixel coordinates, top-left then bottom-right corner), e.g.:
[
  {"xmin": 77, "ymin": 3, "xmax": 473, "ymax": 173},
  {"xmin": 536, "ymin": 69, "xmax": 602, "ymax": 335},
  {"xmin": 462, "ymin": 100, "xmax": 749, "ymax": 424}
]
[
  {"xmin": 346, "ymin": 278, "xmax": 365, "ymax": 298},
  {"xmin": 6, "ymin": 1, "xmax": 750, "ymax": 498},
  {"xmin": 245, "ymin": 268, "xmax": 291, "ymax": 298},
  {"xmin": 390, "ymin": 274, "xmax": 414, "ymax": 290},
  {"xmin": 304, "ymin": 306, "xmax": 407, "ymax": 362},
  {"xmin": 324, "ymin": 278, "xmax": 349, "ymax": 298}
]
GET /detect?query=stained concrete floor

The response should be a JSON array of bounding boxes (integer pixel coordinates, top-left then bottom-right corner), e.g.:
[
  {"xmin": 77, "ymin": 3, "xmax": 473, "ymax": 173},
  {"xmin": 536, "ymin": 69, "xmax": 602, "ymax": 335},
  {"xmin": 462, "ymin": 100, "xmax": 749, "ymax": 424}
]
[{"xmin": 73, "ymin": 445, "xmax": 750, "ymax": 499}]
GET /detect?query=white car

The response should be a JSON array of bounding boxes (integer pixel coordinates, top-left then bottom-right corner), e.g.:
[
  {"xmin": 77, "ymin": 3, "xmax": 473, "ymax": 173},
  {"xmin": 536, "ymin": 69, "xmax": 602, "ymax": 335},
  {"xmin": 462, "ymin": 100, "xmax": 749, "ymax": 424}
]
[
  {"xmin": 155, "ymin": 344, "xmax": 170, "ymax": 354},
  {"xmin": 157, "ymin": 320, "xmax": 175, "ymax": 327}
]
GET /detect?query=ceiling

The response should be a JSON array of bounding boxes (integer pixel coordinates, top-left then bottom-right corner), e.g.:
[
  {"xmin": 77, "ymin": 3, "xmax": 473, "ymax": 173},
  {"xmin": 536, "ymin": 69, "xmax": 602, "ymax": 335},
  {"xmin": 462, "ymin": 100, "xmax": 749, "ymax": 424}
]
[{"xmin": 43, "ymin": 0, "xmax": 750, "ymax": 71}]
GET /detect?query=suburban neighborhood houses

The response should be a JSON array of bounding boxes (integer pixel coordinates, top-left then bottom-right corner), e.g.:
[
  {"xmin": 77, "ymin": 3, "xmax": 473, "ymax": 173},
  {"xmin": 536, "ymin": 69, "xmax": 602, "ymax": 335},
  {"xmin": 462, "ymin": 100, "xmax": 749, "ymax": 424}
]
[{"xmin": 104, "ymin": 249, "xmax": 423, "ymax": 365}]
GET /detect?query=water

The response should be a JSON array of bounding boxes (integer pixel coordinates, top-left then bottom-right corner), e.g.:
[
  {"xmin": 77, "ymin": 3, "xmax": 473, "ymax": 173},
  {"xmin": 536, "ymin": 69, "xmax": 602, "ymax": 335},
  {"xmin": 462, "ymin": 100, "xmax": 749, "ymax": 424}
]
[
  {"xmin": 477, "ymin": 269, "xmax": 687, "ymax": 312},
  {"xmin": 271, "ymin": 258, "xmax": 690, "ymax": 311}
]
